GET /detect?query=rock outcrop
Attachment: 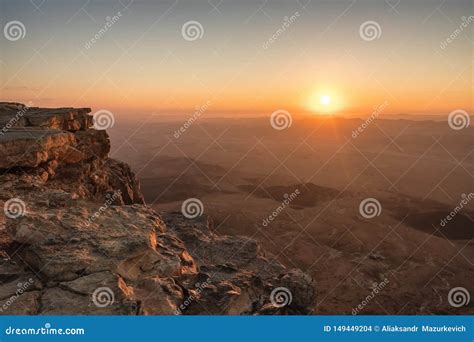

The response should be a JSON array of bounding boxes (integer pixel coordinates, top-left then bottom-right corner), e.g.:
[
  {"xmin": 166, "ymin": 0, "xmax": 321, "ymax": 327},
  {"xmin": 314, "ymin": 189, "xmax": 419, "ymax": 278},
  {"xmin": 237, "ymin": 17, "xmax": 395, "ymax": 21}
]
[{"xmin": 0, "ymin": 102, "xmax": 315, "ymax": 315}]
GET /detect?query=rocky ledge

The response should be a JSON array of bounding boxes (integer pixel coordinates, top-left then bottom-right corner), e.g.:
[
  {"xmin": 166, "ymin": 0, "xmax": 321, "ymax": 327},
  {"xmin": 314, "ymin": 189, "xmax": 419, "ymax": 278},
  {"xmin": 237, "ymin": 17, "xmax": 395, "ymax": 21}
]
[{"xmin": 0, "ymin": 102, "xmax": 315, "ymax": 315}]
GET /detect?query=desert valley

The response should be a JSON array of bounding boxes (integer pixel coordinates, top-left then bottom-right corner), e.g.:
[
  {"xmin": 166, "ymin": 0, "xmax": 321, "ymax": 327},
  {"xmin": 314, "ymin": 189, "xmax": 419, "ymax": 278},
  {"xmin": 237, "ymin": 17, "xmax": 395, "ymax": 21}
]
[{"xmin": 110, "ymin": 114, "xmax": 474, "ymax": 314}]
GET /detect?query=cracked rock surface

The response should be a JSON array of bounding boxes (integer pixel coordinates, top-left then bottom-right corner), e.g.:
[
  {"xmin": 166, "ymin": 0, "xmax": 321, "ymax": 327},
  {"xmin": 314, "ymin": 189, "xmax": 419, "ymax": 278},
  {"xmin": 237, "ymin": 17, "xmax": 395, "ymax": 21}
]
[{"xmin": 0, "ymin": 103, "xmax": 315, "ymax": 315}]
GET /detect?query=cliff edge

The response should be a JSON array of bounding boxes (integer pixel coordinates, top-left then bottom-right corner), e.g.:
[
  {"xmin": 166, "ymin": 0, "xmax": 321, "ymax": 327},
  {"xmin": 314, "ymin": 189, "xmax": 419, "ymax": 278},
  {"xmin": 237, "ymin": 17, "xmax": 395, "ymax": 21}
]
[{"xmin": 0, "ymin": 103, "xmax": 315, "ymax": 315}]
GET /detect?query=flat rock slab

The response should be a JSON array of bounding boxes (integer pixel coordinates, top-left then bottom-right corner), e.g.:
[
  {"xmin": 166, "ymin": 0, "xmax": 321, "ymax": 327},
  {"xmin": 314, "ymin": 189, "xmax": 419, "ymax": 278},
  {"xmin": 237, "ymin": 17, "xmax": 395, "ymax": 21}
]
[
  {"xmin": 0, "ymin": 102, "xmax": 108, "ymax": 169},
  {"xmin": 0, "ymin": 103, "xmax": 92, "ymax": 132},
  {"xmin": 0, "ymin": 129, "xmax": 77, "ymax": 169}
]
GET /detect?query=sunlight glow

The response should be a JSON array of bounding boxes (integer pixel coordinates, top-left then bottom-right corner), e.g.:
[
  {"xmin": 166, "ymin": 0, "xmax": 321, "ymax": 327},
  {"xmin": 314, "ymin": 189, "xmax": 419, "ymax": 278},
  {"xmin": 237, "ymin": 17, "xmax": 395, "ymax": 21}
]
[
  {"xmin": 306, "ymin": 90, "xmax": 342, "ymax": 114},
  {"xmin": 320, "ymin": 95, "xmax": 331, "ymax": 106}
]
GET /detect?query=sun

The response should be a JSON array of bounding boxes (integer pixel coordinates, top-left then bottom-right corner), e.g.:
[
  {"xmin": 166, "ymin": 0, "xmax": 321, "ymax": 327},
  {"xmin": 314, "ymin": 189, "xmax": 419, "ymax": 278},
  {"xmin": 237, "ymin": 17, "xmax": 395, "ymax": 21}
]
[
  {"xmin": 306, "ymin": 90, "xmax": 340, "ymax": 114},
  {"xmin": 320, "ymin": 95, "xmax": 331, "ymax": 106}
]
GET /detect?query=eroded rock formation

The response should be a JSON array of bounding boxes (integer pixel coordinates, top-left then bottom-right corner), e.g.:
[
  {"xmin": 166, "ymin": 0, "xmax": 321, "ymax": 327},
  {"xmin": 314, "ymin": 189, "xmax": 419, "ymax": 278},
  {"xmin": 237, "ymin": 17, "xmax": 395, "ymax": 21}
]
[{"xmin": 0, "ymin": 102, "xmax": 315, "ymax": 315}]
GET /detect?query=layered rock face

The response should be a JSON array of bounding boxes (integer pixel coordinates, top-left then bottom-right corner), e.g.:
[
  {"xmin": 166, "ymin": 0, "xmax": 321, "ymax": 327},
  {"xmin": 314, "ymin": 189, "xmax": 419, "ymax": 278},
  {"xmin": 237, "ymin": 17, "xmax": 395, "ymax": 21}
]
[{"xmin": 0, "ymin": 103, "xmax": 315, "ymax": 315}]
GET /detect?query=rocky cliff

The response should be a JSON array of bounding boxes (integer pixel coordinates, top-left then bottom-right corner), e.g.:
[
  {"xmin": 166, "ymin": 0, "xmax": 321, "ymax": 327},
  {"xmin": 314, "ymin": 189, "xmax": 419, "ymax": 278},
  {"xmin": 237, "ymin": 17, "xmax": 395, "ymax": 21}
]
[{"xmin": 0, "ymin": 102, "xmax": 315, "ymax": 315}]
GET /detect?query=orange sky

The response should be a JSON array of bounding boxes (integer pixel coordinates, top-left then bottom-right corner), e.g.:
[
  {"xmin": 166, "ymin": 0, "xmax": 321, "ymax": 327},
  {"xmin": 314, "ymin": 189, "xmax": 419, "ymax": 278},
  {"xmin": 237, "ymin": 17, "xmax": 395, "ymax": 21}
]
[{"xmin": 1, "ymin": 1, "xmax": 472, "ymax": 116}]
